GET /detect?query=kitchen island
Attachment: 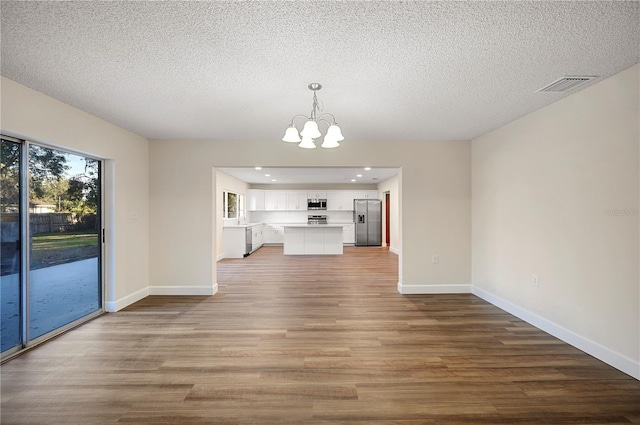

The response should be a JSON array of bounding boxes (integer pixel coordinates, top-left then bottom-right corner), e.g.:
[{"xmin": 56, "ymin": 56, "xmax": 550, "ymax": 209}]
[{"xmin": 283, "ymin": 224, "xmax": 344, "ymax": 255}]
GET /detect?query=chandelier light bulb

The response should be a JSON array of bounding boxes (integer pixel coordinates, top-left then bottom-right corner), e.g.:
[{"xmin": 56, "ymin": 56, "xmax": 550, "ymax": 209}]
[
  {"xmin": 321, "ymin": 137, "xmax": 340, "ymax": 149},
  {"xmin": 282, "ymin": 126, "xmax": 301, "ymax": 143},
  {"xmin": 325, "ymin": 124, "xmax": 344, "ymax": 142},
  {"xmin": 300, "ymin": 120, "xmax": 321, "ymax": 139},
  {"xmin": 298, "ymin": 137, "xmax": 317, "ymax": 149}
]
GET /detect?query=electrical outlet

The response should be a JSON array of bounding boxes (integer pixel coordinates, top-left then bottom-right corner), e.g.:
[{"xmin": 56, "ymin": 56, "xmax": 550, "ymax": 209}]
[
  {"xmin": 432, "ymin": 255, "xmax": 439, "ymax": 263},
  {"xmin": 532, "ymin": 274, "xmax": 539, "ymax": 287}
]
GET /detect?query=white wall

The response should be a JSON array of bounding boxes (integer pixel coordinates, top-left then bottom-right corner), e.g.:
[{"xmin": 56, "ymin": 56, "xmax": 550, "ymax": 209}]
[
  {"xmin": 249, "ymin": 210, "xmax": 353, "ymax": 225},
  {"xmin": 149, "ymin": 140, "xmax": 471, "ymax": 295},
  {"xmin": 0, "ymin": 77, "xmax": 150, "ymax": 311},
  {"xmin": 471, "ymin": 64, "xmax": 639, "ymax": 378},
  {"xmin": 378, "ymin": 174, "xmax": 400, "ymax": 253},
  {"xmin": 216, "ymin": 169, "xmax": 249, "ymax": 258}
]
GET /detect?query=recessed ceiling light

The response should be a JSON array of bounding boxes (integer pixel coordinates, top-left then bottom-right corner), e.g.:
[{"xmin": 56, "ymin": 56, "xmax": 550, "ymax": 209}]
[
  {"xmin": 356, "ymin": 174, "xmax": 362, "ymax": 177},
  {"xmin": 271, "ymin": 179, "xmax": 277, "ymax": 182},
  {"xmin": 364, "ymin": 167, "xmax": 371, "ymax": 171},
  {"xmin": 255, "ymin": 166, "xmax": 262, "ymax": 170},
  {"xmin": 351, "ymin": 179, "xmax": 356, "ymax": 182},
  {"xmin": 265, "ymin": 174, "xmax": 271, "ymax": 177}
]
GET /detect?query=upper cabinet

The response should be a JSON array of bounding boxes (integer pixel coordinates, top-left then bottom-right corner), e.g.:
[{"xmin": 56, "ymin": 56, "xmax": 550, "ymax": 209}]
[
  {"xmin": 265, "ymin": 191, "xmax": 287, "ymax": 211},
  {"xmin": 287, "ymin": 191, "xmax": 308, "ymax": 211},
  {"xmin": 307, "ymin": 191, "xmax": 327, "ymax": 199},
  {"xmin": 327, "ymin": 191, "xmax": 353, "ymax": 210},
  {"xmin": 248, "ymin": 189, "xmax": 265, "ymax": 211},
  {"xmin": 353, "ymin": 190, "xmax": 379, "ymax": 200},
  {"xmin": 248, "ymin": 189, "xmax": 377, "ymax": 212}
]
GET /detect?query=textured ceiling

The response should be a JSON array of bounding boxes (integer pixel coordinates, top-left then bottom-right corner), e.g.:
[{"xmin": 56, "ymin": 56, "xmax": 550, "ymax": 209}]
[{"xmin": 1, "ymin": 1, "xmax": 638, "ymax": 141}]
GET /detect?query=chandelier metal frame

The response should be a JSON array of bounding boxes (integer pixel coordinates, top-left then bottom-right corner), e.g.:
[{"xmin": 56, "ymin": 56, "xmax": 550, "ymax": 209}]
[{"xmin": 282, "ymin": 83, "xmax": 344, "ymax": 149}]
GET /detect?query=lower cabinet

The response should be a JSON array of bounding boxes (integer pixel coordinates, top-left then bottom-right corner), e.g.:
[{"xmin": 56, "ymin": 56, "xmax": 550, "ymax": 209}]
[
  {"xmin": 251, "ymin": 224, "xmax": 264, "ymax": 251},
  {"xmin": 283, "ymin": 226, "xmax": 344, "ymax": 255},
  {"xmin": 225, "ymin": 224, "xmax": 354, "ymax": 258},
  {"xmin": 343, "ymin": 224, "xmax": 355, "ymax": 244},
  {"xmin": 223, "ymin": 225, "xmax": 264, "ymax": 259},
  {"xmin": 222, "ymin": 227, "xmax": 248, "ymax": 259},
  {"xmin": 265, "ymin": 224, "xmax": 284, "ymax": 244},
  {"xmin": 283, "ymin": 227, "xmax": 305, "ymax": 254}
]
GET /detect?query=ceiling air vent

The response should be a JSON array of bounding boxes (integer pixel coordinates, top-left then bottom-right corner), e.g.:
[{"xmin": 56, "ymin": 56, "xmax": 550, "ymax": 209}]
[{"xmin": 536, "ymin": 76, "xmax": 598, "ymax": 93}]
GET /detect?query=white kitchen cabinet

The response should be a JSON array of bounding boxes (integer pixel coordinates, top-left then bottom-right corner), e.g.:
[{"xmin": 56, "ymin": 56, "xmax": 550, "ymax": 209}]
[
  {"xmin": 304, "ymin": 229, "xmax": 324, "ymax": 255},
  {"xmin": 286, "ymin": 191, "xmax": 308, "ymax": 211},
  {"xmin": 341, "ymin": 191, "xmax": 355, "ymax": 210},
  {"xmin": 283, "ymin": 227, "xmax": 305, "ymax": 255},
  {"xmin": 247, "ymin": 189, "xmax": 265, "ymax": 211},
  {"xmin": 343, "ymin": 224, "xmax": 355, "ymax": 244},
  {"xmin": 264, "ymin": 191, "xmax": 287, "ymax": 211},
  {"xmin": 222, "ymin": 227, "xmax": 247, "ymax": 258},
  {"xmin": 223, "ymin": 224, "xmax": 266, "ymax": 258},
  {"xmin": 265, "ymin": 224, "xmax": 284, "ymax": 244},
  {"xmin": 353, "ymin": 190, "xmax": 378, "ymax": 200},
  {"xmin": 323, "ymin": 228, "xmax": 344, "ymax": 254},
  {"xmin": 307, "ymin": 191, "xmax": 327, "ymax": 199},
  {"xmin": 327, "ymin": 191, "xmax": 354, "ymax": 210},
  {"xmin": 326, "ymin": 191, "xmax": 340, "ymax": 210},
  {"xmin": 251, "ymin": 224, "xmax": 264, "ymax": 251},
  {"xmin": 283, "ymin": 225, "xmax": 344, "ymax": 255}
]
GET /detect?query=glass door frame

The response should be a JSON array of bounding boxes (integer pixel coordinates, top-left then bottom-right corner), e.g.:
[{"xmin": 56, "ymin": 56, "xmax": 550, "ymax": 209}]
[
  {"xmin": 0, "ymin": 135, "xmax": 25, "ymax": 357},
  {"xmin": 1, "ymin": 135, "xmax": 106, "ymax": 360}
]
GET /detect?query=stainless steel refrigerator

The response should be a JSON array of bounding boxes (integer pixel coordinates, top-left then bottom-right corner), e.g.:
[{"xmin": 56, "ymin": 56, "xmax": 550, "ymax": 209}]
[{"xmin": 354, "ymin": 199, "xmax": 382, "ymax": 246}]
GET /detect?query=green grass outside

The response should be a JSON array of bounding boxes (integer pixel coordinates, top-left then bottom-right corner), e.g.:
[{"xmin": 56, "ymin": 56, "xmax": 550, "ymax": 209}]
[
  {"xmin": 30, "ymin": 232, "xmax": 99, "ymax": 269},
  {"xmin": 32, "ymin": 232, "xmax": 98, "ymax": 251}
]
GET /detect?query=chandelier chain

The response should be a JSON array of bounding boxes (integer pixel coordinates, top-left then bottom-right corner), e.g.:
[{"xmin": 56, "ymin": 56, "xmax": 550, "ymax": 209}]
[{"xmin": 310, "ymin": 91, "xmax": 324, "ymax": 121}]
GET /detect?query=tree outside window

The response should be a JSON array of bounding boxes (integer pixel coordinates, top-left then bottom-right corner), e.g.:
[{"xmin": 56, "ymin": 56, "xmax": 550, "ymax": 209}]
[
  {"xmin": 227, "ymin": 192, "xmax": 237, "ymax": 218},
  {"xmin": 223, "ymin": 191, "xmax": 244, "ymax": 219}
]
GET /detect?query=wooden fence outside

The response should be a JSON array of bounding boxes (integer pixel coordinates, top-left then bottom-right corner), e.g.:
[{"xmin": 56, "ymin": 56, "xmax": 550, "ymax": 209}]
[{"xmin": 1, "ymin": 213, "xmax": 97, "ymax": 235}]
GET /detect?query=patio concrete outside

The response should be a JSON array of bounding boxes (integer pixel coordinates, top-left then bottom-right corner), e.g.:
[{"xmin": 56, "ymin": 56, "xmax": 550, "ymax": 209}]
[{"xmin": 1, "ymin": 258, "xmax": 100, "ymax": 352}]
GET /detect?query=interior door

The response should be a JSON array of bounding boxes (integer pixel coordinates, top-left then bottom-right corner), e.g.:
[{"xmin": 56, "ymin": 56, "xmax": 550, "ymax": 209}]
[{"xmin": 385, "ymin": 193, "xmax": 390, "ymax": 247}]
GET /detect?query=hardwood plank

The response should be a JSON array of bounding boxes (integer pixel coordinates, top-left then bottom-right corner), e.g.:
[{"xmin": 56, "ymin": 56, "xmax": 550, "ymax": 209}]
[{"xmin": 1, "ymin": 246, "xmax": 638, "ymax": 424}]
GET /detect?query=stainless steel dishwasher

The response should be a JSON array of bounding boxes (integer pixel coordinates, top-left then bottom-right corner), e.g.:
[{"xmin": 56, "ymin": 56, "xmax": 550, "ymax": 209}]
[{"xmin": 245, "ymin": 226, "xmax": 252, "ymax": 256}]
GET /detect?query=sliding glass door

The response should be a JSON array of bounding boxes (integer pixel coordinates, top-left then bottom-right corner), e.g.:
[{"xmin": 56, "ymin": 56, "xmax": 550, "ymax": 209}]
[
  {"xmin": 1, "ymin": 137, "xmax": 103, "ymax": 357},
  {"xmin": 1, "ymin": 138, "xmax": 23, "ymax": 354}
]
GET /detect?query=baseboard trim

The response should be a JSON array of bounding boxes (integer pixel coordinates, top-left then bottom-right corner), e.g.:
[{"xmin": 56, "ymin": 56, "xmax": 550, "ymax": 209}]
[
  {"xmin": 398, "ymin": 282, "xmax": 471, "ymax": 294},
  {"xmin": 149, "ymin": 284, "xmax": 218, "ymax": 296},
  {"xmin": 472, "ymin": 286, "xmax": 640, "ymax": 380},
  {"xmin": 216, "ymin": 253, "xmax": 225, "ymax": 262},
  {"xmin": 105, "ymin": 286, "xmax": 149, "ymax": 312},
  {"xmin": 104, "ymin": 284, "xmax": 219, "ymax": 312},
  {"xmin": 389, "ymin": 246, "xmax": 400, "ymax": 255}
]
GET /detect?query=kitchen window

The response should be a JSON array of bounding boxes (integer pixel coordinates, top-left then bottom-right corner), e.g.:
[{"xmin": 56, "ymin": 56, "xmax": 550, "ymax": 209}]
[{"xmin": 222, "ymin": 191, "xmax": 245, "ymax": 220}]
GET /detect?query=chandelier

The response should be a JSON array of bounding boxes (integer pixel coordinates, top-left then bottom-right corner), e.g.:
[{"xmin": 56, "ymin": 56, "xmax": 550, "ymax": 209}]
[{"xmin": 282, "ymin": 83, "xmax": 344, "ymax": 149}]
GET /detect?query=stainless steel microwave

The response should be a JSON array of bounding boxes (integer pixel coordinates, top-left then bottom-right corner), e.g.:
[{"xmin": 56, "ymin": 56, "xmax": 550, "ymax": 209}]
[{"xmin": 307, "ymin": 199, "xmax": 327, "ymax": 210}]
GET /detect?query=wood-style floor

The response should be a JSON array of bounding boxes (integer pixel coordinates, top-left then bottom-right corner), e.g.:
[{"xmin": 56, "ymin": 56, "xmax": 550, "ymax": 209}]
[{"xmin": 1, "ymin": 246, "xmax": 639, "ymax": 424}]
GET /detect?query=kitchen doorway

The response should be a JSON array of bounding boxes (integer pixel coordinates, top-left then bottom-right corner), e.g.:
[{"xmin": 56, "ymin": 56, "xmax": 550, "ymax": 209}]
[{"xmin": 385, "ymin": 192, "xmax": 390, "ymax": 247}]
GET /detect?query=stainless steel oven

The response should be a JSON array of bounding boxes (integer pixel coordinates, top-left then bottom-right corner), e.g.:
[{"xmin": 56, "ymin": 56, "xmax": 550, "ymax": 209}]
[{"xmin": 307, "ymin": 215, "xmax": 327, "ymax": 224}]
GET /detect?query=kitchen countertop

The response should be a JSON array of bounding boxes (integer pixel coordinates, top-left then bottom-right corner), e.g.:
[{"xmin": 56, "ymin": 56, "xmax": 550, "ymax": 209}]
[
  {"xmin": 282, "ymin": 224, "xmax": 347, "ymax": 228},
  {"xmin": 222, "ymin": 223, "xmax": 262, "ymax": 228},
  {"xmin": 224, "ymin": 222, "xmax": 354, "ymax": 228}
]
